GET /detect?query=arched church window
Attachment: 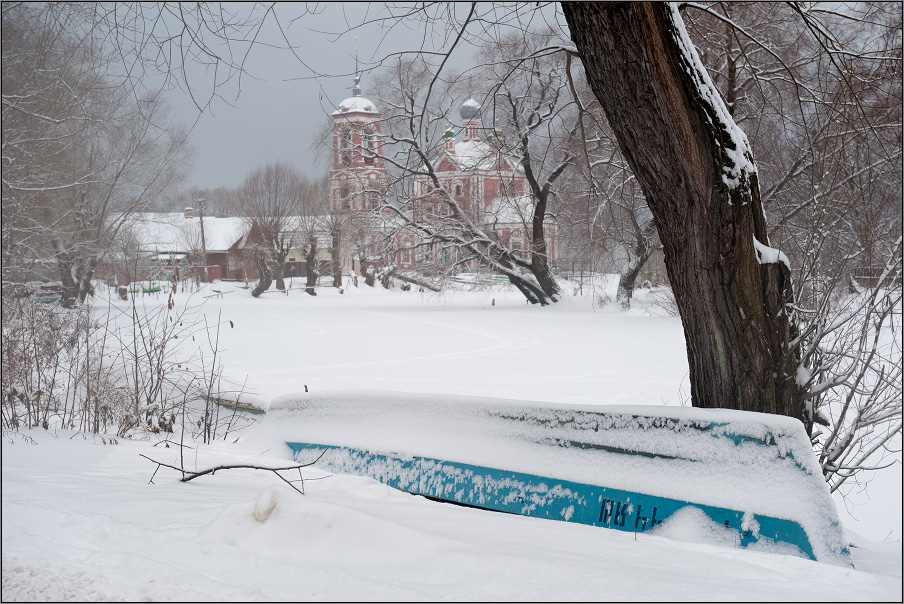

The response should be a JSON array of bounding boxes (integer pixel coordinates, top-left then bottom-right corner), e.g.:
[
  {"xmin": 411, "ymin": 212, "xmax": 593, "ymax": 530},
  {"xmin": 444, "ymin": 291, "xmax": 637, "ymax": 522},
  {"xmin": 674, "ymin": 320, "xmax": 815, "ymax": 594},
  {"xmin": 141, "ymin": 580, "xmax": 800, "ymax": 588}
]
[
  {"xmin": 401, "ymin": 243, "xmax": 412, "ymax": 267},
  {"xmin": 363, "ymin": 126, "xmax": 375, "ymax": 165},
  {"xmin": 341, "ymin": 128, "xmax": 352, "ymax": 166},
  {"xmin": 339, "ymin": 180, "xmax": 350, "ymax": 211},
  {"xmin": 455, "ymin": 183, "xmax": 462, "ymax": 196},
  {"xmin": 512, "ymin": 234, "xmax": 523, "ymax": 253}
]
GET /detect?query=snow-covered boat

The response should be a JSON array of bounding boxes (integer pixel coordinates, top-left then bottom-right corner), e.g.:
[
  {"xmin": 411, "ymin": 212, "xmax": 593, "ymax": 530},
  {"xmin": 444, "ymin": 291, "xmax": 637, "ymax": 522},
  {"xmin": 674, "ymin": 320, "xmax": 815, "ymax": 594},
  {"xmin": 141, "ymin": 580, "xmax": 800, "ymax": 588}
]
[{"xmin": 266, "ymin": 391, "xmax": 852, "ymax": 566}]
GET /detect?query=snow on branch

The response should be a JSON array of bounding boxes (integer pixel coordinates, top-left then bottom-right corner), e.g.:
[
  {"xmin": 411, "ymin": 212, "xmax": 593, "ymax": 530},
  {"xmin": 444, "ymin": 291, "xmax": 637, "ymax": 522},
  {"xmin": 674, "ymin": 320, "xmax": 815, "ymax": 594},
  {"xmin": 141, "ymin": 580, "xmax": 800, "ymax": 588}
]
[
  {"xmin": 667, "ymin": 3, "xmax": 757, "ymax": 189},
  {"xmin": 752, "ymin": 236, "xmax": 791, "ymax": 272}
]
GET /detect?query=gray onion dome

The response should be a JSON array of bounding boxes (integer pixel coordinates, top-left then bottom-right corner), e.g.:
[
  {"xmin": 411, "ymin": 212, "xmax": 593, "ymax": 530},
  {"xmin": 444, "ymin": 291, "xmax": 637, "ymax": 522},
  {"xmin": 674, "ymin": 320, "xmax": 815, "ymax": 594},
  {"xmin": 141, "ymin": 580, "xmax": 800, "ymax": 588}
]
[{"xmin": 460, "ymin": 98, "xmax": 481, "ymax": 120}]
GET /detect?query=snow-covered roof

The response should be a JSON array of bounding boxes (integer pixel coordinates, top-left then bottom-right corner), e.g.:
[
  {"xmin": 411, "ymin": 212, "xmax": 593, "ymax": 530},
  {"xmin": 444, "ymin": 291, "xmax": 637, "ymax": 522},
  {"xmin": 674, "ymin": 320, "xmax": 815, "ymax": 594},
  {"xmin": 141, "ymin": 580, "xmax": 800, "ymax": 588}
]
[
  {"xmin": 421, "ymin": 138, "xmax": 520, "ymax": 178},
  {"xmin": 453, "ymin": 140, "xmax": 495, "ymax": 170},
  {"xmin": 124, "ymin": 213, "xmax": 247, "ymax": 253},
  {"xmin": 449, "ymin": 140, "xmax": 520, "ymax": 173},
  {"xmin": 333, "ymin": 96, "xmax": 379, "ymax": 115},
  {"xmin": 126, "ymin": 213, "xmax": 338, "ymax": 254},
  {"xmin": 485, "ymin": 194, "xmax": 534, "ymax": 226}
]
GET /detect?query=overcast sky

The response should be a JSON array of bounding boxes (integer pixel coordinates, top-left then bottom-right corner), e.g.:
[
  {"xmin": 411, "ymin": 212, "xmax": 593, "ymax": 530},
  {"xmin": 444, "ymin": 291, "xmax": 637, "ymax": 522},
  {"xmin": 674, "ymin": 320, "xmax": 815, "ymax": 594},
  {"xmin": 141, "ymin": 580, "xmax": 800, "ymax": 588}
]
[
  {"xmin": 159, "ymin": 5, "xmax": 455, "ymax": 192},
  {"xmin": 159, "ymin": 3, "xmax": 567, "ymax": 195}
]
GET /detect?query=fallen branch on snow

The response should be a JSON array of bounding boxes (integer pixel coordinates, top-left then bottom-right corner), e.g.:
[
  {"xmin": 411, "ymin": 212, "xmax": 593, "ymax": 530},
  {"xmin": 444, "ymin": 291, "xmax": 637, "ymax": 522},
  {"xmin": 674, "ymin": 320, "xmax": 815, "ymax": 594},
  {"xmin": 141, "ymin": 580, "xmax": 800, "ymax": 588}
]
[{"xmin": 140, "ymin": 450, "xmax": 326, "ymax": 494}]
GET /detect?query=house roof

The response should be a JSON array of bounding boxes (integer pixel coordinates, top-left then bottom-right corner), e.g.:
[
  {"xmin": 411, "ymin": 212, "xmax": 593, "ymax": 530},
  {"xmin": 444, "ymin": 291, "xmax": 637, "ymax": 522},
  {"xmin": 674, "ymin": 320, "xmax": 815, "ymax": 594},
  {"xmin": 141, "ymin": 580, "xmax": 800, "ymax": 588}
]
[
  {"xmin": 124, "ymin": 213, "xmax": 247, "ymax": 253},
  {"xmin": 126, "ymin": 213, "xmax": 342, "ymax": 256}
]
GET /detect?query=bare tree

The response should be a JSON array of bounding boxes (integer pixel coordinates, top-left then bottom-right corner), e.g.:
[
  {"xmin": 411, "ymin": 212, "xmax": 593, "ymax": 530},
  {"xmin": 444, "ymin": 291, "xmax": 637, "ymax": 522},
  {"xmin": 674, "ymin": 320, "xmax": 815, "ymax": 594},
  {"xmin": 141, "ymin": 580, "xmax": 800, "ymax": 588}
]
[
  {"xmin": 297, "ymin": 175, "xmax": 330, "ymax": 296},
  {"xmin": 240, "ymin": 162, "xmax": 305, "ymax": 295},
  {"xmin": 2, "ymin": 4, "xmax": 191, "ymax": 306},
  {"xmin": 373, "ymin": 50, "xmax": 562, "ymax": 305},
  {"xmin": 362, "ymin": 29, "xmax": 584, "ymax": 303},
  {"xmin": 474, "ymin": 30, "xmax": 582, "ymax": 302},
  {"xmin": 562, "ymin": 2, "xmax": 901, "ymax": 492}
]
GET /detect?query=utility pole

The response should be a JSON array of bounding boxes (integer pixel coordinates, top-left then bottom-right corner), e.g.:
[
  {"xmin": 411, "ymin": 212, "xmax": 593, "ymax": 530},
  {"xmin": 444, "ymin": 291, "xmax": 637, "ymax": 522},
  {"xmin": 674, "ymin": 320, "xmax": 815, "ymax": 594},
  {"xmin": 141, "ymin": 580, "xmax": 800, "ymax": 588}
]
[{"xmin": 197, "ymin": 198, "xmax": 208, "ymax": 283}]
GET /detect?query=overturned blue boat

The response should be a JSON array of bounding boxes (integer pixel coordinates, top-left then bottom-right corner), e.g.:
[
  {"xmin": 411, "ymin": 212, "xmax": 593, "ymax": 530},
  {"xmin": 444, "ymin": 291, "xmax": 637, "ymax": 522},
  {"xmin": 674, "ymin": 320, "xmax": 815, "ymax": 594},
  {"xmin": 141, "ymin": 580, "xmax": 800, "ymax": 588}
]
[{"xmin": 267, "ymin": 391, "xmax": 851, "ymax": 567}]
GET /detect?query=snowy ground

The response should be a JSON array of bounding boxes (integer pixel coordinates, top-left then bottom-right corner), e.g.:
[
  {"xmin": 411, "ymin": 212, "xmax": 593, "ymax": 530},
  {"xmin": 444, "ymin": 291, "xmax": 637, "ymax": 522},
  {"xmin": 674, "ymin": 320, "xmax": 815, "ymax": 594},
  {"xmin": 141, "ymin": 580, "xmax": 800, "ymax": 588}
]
[{"xmin": 3, "ymin": 279, "xmax": 901, "ymax": 601}]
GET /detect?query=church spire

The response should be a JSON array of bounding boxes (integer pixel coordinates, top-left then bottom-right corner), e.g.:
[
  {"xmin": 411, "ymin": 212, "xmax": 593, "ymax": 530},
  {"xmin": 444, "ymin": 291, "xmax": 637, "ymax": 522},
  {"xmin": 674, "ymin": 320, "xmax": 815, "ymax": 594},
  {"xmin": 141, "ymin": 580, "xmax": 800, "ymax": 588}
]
[{"xmin": 352, "ymin": 37, "xmax": 362, "ymax": 97}]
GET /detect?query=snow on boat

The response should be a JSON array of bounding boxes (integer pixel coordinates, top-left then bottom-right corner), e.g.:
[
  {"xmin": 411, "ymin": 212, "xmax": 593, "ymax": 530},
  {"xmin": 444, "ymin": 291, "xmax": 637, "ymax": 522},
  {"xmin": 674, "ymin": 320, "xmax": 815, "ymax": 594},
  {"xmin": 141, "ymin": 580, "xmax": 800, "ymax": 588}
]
[{"xmin": 266, "ymin": 391, "xmax": 852, "ymax": 566}]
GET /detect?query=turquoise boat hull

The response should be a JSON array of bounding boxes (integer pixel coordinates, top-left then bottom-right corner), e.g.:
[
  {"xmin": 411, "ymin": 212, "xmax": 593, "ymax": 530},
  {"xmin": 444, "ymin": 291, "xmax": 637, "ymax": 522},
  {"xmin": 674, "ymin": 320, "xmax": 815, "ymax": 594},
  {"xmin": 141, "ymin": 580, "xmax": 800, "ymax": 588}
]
[
  {"xmin": 272, "ymin": 391, "xmax": 853, "ymax": 566},
  {"xmin": 287, "ymin": 441, "xmax": 820, "ymax": 561}
]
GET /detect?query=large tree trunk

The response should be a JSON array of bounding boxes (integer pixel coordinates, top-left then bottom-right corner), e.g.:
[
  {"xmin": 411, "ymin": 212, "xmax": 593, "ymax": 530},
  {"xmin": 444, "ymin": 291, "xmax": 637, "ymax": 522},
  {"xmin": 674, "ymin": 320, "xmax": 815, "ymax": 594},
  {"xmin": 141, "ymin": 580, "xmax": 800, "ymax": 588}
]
[
  {"xmin": 305, "ymin": 236, "xmax": 318, "ymax": 296},
  {"xmin": 56, "ymin": 254, "xmax": 79, "ymax": 308},
  {"xmin": 506, "ymin": 273, "xmax": 545, "ymax": 305},
  {"xmin": 330, "ymin": 230, "xmax": 343, "ymax": 288},
  {"xmin": 616, "ymin": 251, "xmax": 652, "ymax": 311},
  {"xmin": 273, "ymin": 253, "xmax": 287, "ymax": 291},
  {"xmin": 563, "ymin": 3, "xmax": 801, "ymax": 419},
  {"xmin": 362, "ymin": 265, "xmax": 375, "ymax": 287},
  {"xmin": 521, "ymin": 152, "xmax": 561, "ymax": 303},
  {"xmin": 54, "ymin": 246, "xmax": 97, "ymax": 307},
  {"xmin": 76, "ymin": 257, "xmax": 97, "ymax": 303},
  {"xmin": 530, "ymin": 201, "xmax": 560, "ymax": 302},
  {"xmin": 273, "ymin": 265, "xmax": 286, "ymax": 291},
  {"xmin": 250, "ymin": 250, "xmax": 273, "ymax": 298},
  {"xmin": 495, "ymin": 252, "xmax": 549, "ymax": 305}
]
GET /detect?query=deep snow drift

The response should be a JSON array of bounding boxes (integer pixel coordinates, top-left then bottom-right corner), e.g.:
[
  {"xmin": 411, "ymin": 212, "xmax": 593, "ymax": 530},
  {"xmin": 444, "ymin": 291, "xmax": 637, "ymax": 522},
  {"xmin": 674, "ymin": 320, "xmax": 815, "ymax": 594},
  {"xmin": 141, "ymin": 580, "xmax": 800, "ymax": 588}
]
[{"xmin": 2, "ymin": 281, "xmax": 901, "ymax": 601}]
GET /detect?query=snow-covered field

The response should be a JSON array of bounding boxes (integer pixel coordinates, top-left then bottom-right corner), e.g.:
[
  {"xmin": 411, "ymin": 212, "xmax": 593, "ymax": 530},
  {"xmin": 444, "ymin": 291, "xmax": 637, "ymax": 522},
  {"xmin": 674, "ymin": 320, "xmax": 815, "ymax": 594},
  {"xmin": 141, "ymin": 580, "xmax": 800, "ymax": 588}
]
[{"xmin": 3, "ymin": 280, "xmax": 901, "ymax": 601}]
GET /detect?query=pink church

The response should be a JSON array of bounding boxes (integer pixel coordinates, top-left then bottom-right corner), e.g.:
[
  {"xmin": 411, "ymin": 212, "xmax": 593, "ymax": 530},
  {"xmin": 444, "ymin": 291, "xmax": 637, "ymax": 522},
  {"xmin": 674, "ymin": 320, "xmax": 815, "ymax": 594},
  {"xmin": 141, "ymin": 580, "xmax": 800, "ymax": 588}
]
[{"xmin": 329, "ymin": 78, "xmax": 555, "ymax": 274}]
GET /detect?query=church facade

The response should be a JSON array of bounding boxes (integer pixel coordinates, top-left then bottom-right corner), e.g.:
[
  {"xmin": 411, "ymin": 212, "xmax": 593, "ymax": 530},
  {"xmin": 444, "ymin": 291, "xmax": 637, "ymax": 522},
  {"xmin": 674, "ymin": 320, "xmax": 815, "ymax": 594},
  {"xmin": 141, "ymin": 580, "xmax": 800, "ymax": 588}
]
[
  {"xmin": 329, "ymin": 76, "xmax": 389, "ymax": 215},
  {"xmin": 328, "ymin": 79, "xmax": 555, "ymax": 276}
]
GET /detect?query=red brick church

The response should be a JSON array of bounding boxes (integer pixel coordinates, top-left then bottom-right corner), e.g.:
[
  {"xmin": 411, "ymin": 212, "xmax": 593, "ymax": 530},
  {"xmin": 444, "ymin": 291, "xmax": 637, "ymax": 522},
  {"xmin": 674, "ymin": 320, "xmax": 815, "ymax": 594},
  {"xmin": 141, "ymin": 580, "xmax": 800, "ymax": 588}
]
[{"xmin": 329, "ymin": 77, "xmax": 555, "ymax": 274}]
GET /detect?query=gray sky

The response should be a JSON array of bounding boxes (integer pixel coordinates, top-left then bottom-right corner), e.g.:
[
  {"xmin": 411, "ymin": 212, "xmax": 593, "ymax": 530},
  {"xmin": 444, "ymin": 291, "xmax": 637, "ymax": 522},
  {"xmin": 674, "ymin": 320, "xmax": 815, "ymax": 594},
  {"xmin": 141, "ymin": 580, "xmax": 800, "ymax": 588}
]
[
  {"xmin": 163, "ymin": 4, "xmax": 469, "ymax": 191},
  {"xmin": 162, "ymin": 3, "xmax": 567, "ymax": 192}
]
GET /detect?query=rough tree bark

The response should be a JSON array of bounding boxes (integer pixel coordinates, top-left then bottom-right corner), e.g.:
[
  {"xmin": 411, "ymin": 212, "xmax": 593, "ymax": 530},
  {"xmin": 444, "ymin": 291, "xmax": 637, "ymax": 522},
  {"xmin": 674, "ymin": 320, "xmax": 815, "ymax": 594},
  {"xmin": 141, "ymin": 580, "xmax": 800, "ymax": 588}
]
[
  {"xmin": 273, "ymin": 254, "xmax": 287, "ymax": 291},
  {"xmin": 330, "ymin": 230, "xmax": 343, "ymax": 288},
  {"xmin": 563, "ymin": 2, "xmax": 802, "ymax": 419},
  {"xmin": 305, "ymin": 235, "xmax": 318, "ymax": 296},
  {"xmin": 250, "ymin": 250, "xmax": 273, "ymax": 298},
  {"xmin": 54, "ymin": 244, "xmax": 97, "ymax": 307}
]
